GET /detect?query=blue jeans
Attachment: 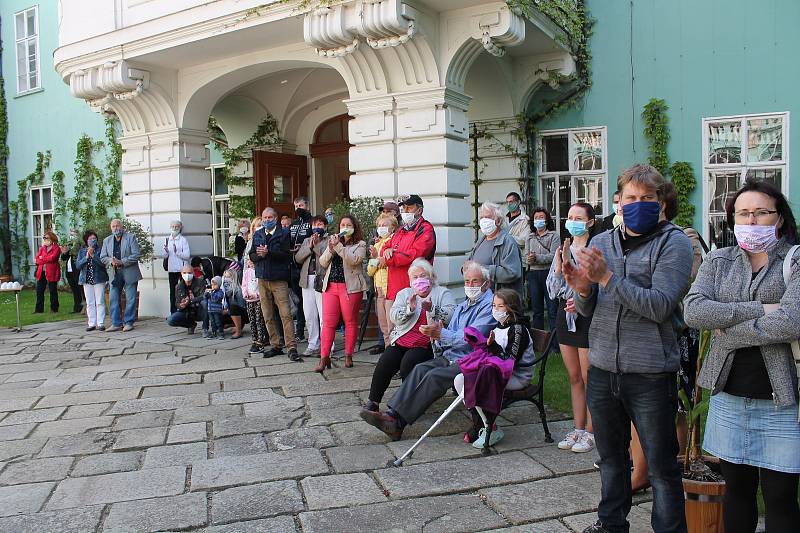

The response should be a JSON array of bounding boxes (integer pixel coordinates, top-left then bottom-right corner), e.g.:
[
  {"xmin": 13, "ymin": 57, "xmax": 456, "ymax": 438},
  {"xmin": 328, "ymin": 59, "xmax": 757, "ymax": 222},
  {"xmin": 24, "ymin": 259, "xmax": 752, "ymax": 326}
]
[
  {"xmin": 208, "ymin": 312, "xmax": 224, "ymax": 333},
  {"xmin": 166, "ymin": 305, "xmax": 206, "ymax": 329},
  {"xmin": 109, "ymin": 278, "xmax": 138, "ymax": 327},
  {"xmin": 587, "ymin": 367, "xmax": 686, "ymax": 533},
  {"xmin": 528, "ymin": 269, "xmax": 557, "ymax": 332}
]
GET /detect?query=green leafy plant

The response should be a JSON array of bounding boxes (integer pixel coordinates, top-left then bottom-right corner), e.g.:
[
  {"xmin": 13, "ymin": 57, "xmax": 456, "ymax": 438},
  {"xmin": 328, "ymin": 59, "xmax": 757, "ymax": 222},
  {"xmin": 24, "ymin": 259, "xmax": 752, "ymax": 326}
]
[
  {"xmin": 642, "ymin": 98, "xmax": 670, "ymax": 176},
  {"xmin": 0, "ymin": 66, "xmax": 11, "ymax": 276},
  {"xmin": 669, "ymin": 161, "xmax": 697, "ymax": 228},
  {"xmin": 121, "ymin": 218, "xmax": 155, "ymax": 263},
  {"xmin": 327, "ymin": 196, "xmax": 384, "ymax": 237}
]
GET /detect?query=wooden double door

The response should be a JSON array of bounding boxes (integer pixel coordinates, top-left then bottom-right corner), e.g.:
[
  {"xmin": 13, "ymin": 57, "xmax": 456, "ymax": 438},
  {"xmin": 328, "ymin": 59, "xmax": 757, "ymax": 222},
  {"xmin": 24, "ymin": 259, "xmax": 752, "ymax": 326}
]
[{"xmin": 253, "ymin": 151, "xmax": 308, "ymax": 219}]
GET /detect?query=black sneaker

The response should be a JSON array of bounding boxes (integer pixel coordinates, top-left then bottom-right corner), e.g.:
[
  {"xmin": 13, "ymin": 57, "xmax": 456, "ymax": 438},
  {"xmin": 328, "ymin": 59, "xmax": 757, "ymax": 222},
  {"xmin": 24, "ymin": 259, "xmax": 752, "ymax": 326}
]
[
  {"xmin": 262, "ymin": 347, "xmax": 284, "ymax": 358},
  {"xmin": 86, "ymin": 326, "xmax": 96, "ymax": 332},
  {"xmin": 582, "ymin": 521, "xmax": 610, "ymax": 533},
  {"xmin": 368, "ymin": 345, "xmax": 385, "ymax": 355},
  {"xmin": 248, "ymin": 344, "xmax": 262, "ymax": 355},
  {"xmin": 295, "ymin": 332, "xmax": 306, "ymax": 342},
  {"xmin": 188, "ymin": 326, "xmax": 196, "ymax": 335},
  {"xmin": 288, "ymin": 348, "xmax": 302, "ymax": 362}
]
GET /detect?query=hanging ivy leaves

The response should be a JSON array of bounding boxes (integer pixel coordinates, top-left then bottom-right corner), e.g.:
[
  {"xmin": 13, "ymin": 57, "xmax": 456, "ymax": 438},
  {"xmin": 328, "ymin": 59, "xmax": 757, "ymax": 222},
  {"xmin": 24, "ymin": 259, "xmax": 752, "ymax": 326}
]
[
  {"xmin": 642, "ymin": 98, "xmax": 670, "ymax": 176},
  {"xmin": 669, "ymin": 161, "xmax": 697, "ymax": 228}
]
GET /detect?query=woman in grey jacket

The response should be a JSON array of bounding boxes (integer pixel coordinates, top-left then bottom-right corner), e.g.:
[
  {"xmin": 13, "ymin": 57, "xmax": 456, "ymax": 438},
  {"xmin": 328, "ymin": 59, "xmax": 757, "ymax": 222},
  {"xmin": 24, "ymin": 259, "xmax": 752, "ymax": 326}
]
[
  {"xmin": 468, "ymin": 202, "xmax": 523, "ymax": 294},
  {"xmin": 365, "ymin": 259, "xmax": 456, "ymax": 411},
  {"xmin": 525, "ymin": 207, "xmax": 560, "ymax": 334},
  {"xmin": 684, "ymin": 179, "xmax": 800, "ymax": 533}
]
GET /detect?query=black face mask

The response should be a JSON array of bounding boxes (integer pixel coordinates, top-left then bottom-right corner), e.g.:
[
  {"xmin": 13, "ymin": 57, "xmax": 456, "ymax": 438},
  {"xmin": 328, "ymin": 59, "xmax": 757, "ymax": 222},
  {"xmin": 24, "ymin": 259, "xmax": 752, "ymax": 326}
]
[{"xmin": 295, "ymin": 208, "xmax": 309, "ymax": 219}]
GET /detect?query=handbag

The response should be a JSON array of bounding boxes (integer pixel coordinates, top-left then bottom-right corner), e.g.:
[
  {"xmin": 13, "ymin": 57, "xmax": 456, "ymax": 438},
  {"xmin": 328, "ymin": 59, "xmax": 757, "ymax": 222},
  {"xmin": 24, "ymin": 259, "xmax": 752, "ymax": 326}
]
[
  {"xmin": 162, "ymin": 238, "xmax": 169, "ymax": 271},
  {"xmin": 781, "ymin": 244, "xmax": 800, "ymax": 421}
]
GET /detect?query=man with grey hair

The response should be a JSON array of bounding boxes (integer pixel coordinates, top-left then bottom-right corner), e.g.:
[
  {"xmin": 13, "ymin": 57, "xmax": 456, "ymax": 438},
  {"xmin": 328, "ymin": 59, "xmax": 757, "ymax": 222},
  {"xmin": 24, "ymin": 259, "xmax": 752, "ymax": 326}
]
[
  {"xmin": 468, "ymin": 202, "xmax": 523, "ymax": 294},
  {"xmin": 360, "ymin": 260, "xmax": 496, "ymax": 440},
  {"xmin": 162, "ymin": 219, "xmax": 191, "ymax": 314},
  {"xmin": 250, "ymin": 206, "xmax": 300, "ymax": 361},
  {"xmin": 100, "ymin": 218, "xmax": 142, "ymax": 332}
]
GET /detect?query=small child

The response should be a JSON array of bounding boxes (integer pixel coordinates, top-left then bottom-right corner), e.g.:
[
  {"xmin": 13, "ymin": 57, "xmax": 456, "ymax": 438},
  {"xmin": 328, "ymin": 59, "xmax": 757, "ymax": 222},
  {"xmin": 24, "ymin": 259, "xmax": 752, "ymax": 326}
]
[
  {"xmin": 242, "ymin": 259, "xmax": 269, "ymax": 354},
  {"xmin": 206, "ymin": 276, "xmax": 226, "ymax": 340},
  {"xmin": 280, "ymin": 216, "xmax": 292, "ymax": 229}
]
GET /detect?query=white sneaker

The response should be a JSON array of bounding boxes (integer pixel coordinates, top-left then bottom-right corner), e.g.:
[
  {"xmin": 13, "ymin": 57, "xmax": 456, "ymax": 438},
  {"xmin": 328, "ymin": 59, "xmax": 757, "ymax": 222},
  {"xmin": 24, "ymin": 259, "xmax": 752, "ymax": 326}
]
[
  {"xmin": 303, "ymin": 346, "xmax": 320, "ymax": 357},
  {"xmin": 557, "ymin": 430, "xmax": 582, "ymax": 450},
  {"xmin": 571, "ymin": 432, "xmax": 595, "ymax": 453}
]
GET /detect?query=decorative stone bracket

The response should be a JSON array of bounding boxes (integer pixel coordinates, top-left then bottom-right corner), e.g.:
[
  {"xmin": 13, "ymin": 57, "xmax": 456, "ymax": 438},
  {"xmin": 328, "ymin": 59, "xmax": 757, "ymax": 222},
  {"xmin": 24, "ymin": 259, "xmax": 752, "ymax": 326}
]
[
  {"xmin": 69, "ymin": 61, "xmax": 149, "ymax": 113},
  {"xmin": 304, "ymin": 0, "xmax": 417, "ymax": 57},
  {"xmin": 473, "ymin": 5, "xmax": 525, "ymax": 58}
]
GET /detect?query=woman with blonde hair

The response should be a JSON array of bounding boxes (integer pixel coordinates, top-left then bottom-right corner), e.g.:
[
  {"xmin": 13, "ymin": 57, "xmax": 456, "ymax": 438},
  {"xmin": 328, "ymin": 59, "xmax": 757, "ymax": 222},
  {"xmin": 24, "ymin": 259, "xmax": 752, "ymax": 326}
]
[{"xmin": 367, "ymin": 213, "xmax": 399, "ymax": 355}]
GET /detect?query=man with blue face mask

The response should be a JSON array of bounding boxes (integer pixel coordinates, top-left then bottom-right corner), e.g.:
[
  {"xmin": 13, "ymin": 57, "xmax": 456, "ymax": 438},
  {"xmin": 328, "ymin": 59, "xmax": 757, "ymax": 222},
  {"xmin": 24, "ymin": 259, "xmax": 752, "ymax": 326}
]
[
  {"xmin": 100, "ymin": 218, "xmax": 142, "ymax": 332},
  {"xmin": 562, "ymin": 164, "xmax": 693, "ymax": 533},
  {"xmin": 250, "ymin": 207, "xmax": 301, "ymax": 362}
]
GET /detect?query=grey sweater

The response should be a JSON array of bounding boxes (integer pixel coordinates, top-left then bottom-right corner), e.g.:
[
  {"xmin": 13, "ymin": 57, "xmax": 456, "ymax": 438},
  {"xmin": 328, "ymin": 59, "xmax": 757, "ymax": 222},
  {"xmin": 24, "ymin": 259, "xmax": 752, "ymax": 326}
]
[
  {"xmin": 467, "ymin": 229, "xmax": 523, "ymax": 294},
  {"xmin": 574, "ymin": 223, "xmax": 693, "ymax": 374},
  {"xmin": 683, "ymin": 239, "xmax": 800, "ymax": 407}
]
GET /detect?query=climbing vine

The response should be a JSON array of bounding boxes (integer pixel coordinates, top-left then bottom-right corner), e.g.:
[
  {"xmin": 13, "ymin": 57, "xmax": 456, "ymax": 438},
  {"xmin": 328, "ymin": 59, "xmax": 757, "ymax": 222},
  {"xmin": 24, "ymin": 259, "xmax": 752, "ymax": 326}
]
[
  {"xmin": 669, "ymin": 161, "xmax": 697, "ymax": 229},
  {"xmin": 9, "ymin": 151, "xmax": 50, "ymax": 276},
  {"xmin": 208, "ymin": 114, "xmax": 283, "ymax": 220},
  {"xmin": 642, "ymin": 98, "xmax": 670, "ymax": 176},
  {"xmin": 0, "ymin": 70, "xmax": 10, "ymax": 276}
]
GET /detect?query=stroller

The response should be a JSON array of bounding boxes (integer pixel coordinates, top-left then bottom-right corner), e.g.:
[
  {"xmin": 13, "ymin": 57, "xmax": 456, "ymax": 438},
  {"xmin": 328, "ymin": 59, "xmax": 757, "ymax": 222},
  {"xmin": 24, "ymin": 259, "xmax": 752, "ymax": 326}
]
[{"xmin": 390, "ymin": 326, "xmax": 515, "ymax": 466}]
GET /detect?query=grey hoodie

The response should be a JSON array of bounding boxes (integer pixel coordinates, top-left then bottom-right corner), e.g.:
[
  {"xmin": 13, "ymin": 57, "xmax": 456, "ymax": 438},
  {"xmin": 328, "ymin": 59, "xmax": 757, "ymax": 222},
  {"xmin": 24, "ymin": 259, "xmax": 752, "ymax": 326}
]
[{"xmin": 573, "ymin": 223, "xmax": 693, "ymax": 374}]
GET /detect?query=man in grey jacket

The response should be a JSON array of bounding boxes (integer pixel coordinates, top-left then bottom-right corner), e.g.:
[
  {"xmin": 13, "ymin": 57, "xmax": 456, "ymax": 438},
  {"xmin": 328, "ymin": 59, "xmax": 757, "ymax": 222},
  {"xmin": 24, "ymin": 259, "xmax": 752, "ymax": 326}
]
[
  {"xmin": 100, "ymin": 218, "xmax": 143, "ymax": 332},
  {"xmin": 564, "ymin": 165, "xmax": 693, "ymax": 533}
]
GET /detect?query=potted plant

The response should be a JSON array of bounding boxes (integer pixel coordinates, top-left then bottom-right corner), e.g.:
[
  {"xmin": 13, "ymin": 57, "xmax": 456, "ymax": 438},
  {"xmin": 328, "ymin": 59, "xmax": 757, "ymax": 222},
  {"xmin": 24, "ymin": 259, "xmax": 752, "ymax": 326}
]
[{"xmin": 679, "ymin": 329, "xmax": 725, "ymax": 533}]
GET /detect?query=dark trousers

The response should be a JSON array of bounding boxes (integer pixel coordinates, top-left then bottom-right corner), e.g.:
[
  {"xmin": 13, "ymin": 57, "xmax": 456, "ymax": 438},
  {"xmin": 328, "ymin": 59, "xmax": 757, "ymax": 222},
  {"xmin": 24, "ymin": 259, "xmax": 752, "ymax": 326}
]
[
  {"xmin": 720, "ymin": 460, "xmax": 799, "ymax": 533},
  {"xmin": 587, "ymin": 367, "xmax": 686, "ymax": 533},
  {"xmin": 66, "ymin": 271, "xmax": 83, "ymax": 312},
  {"xmin": 35, "ymin": 272, "xmax": 59, "ymax": 313},
  {"xmin": 290, "ymin": 270, "xmax": 305, "ymax": 336},
  {"xmin": 369, "ymin": 344, "xmax": 434, "ymax": 403},
  {"xmin": 527, "ymin": 269, "xmax": 557, "ymax": 332},
  {"xmin": 208, "ymin": 311, "xmax": 224, "ymax": 333},
  {"xmin": 166, "ymin": 305, "xmax": 206, "ymax": 329},
  {"xmin": 168, "ymin": 272, "xmax": 181, "ymax": 314},
  {"xmin": 388, "ymin": 357, "xmax": 460, "ymax": 425}
]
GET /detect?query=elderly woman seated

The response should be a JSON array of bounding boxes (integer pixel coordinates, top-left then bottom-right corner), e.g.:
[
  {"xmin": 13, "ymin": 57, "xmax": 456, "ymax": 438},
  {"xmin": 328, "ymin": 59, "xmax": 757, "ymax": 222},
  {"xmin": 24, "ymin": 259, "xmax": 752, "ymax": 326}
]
[{"xmin": 364, "ymin": 258, "xmax": 456, "ymax": 412}]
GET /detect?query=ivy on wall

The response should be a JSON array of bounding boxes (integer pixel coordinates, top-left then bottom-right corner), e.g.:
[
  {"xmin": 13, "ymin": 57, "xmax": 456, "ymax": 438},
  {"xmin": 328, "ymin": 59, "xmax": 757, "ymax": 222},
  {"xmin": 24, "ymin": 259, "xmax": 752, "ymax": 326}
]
[
  {"xmin": 0, "ymin": 70, "xmax": 11, "ymax": 276},
  {"xmin": 208, "ymin": 114, "xmax": 283, "ymax": 220},
  {"xmin": 642, "ymin": 98, "xmax": 670, "ymax": 176},
  {"xmin": 641, "ymin": 98, "xmax": 697, "ymax": 228},
  {"xmin": 9, "ymin": 151, "xmax": 50, "ymax": 276}
]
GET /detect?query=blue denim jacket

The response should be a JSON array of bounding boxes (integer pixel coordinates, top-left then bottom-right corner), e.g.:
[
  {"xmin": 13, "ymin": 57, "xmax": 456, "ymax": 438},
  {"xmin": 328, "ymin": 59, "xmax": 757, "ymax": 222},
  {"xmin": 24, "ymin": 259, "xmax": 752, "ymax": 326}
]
[
  {"xmin": 436, "ymin": 289, "xmax": 497, "ymax": 363},
  {"xmin": 76, "ymin": 245, "xmax": 109, "ymax": 285}
]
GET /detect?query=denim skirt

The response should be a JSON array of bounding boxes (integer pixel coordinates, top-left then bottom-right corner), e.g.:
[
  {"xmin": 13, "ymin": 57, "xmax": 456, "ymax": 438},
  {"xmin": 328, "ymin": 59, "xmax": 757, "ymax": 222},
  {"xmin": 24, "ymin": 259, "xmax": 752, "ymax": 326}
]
[{"xmin": 704, "ymin": 392, "xmax": 800, "ymax": 473}]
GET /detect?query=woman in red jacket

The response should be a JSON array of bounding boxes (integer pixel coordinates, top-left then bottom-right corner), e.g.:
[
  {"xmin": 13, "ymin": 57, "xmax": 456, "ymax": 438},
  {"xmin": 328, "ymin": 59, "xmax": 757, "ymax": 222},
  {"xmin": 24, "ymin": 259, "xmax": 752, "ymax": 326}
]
[{"xmin": 34, "ymin": 230, "xmax": 61, "ymax": 313}]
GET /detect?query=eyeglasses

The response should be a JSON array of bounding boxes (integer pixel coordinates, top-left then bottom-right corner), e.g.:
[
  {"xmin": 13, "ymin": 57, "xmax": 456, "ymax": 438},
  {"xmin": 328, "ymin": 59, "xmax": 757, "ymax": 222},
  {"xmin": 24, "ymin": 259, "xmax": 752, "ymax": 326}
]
[{"xmin": 734, "ymin": 209, "xmax": 778, "ymax": 220}]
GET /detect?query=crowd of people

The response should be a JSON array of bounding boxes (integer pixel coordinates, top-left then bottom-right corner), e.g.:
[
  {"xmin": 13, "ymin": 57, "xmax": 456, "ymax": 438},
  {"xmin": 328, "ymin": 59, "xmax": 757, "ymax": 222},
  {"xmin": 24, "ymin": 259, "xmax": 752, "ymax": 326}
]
[{"xmin": 30, "ymin": 163, "xmax": 800, "ymax": 533}]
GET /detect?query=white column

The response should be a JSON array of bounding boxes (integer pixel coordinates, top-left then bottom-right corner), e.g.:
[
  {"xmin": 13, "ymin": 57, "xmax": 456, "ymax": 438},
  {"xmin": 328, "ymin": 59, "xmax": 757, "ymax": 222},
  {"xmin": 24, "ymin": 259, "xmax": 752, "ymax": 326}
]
[
  {"xmin": 120, "ymin": 128, "xmax": 213, "ymax": 317},
  {"xmin": 347, "ymin": 89, "xmax": 474, "ymax": 292}
]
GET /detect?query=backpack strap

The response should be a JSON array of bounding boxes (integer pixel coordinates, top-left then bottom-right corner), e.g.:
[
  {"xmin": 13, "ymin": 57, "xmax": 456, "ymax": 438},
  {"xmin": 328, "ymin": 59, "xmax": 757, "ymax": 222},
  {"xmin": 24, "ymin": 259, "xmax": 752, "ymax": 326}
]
[{"xmin": 781, "ymin": 245, "xmax": 800, "ymax": 420}]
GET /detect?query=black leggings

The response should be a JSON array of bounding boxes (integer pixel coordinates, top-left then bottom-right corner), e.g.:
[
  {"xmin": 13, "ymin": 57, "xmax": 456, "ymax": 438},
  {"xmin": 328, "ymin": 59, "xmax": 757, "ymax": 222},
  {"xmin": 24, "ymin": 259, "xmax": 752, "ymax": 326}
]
[
  {"xmin": 35, "ymin": 272, "xmax": 59, "ymax": 312},
  {"xmin": 369, "ymin": 344, "xmax": 433, "ymax": 404},
  {"xmin": 720, "ymin": 459, "xmax": 800, "ymax": 533}
]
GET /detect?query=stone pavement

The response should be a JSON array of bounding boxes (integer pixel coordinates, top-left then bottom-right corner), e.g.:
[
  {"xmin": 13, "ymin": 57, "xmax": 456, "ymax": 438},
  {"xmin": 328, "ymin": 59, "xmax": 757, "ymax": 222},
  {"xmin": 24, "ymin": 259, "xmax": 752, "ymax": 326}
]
[{"xmin": 0, "ymin": 318, "xmax": 656, "ymax": 532}]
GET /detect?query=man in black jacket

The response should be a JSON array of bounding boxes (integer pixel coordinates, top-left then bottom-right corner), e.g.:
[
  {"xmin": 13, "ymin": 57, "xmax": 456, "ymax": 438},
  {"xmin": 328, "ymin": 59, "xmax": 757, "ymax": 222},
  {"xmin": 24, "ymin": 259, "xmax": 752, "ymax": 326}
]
[
  {"xmin": 289, "ymin": 197, "xmax": 313, "ymax": 341},
  {"xmin": 250, "ymin": 207, "xmax": 300, "ymax": 361},
  {"xmin": 166, "ymin": 265, "xmax": 206, "ymax": 334},
  {"xmin": 60, "ymin": 229, "xmax": 84, "ymax": 313}
]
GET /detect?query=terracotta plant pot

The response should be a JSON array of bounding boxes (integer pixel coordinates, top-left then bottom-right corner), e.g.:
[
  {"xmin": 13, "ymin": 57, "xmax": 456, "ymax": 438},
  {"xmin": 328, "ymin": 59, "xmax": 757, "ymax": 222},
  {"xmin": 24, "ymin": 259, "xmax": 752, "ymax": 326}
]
[{"xmin": 682, "ymin": 455, "xmax": 725, "ymax": 533}]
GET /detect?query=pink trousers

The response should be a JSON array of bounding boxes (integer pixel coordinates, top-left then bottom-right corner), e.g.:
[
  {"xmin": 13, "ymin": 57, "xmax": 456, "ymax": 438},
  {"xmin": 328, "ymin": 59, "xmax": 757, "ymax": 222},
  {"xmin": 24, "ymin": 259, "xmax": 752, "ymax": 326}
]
[{"xmin": 321, "ymin": 282, "xmax": 362, "ymax": 357}]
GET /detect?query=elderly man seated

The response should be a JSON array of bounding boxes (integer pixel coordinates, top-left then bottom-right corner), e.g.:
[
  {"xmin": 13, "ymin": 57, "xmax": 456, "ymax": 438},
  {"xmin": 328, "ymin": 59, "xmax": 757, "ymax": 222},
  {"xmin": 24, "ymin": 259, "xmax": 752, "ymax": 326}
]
[
  {"xmin": 359, "ymin": 260, "xmax": 496, "ymax": 440},
  {"xmin": 166, "ymin": 265, "xmax": 207, "ymax": 334}
]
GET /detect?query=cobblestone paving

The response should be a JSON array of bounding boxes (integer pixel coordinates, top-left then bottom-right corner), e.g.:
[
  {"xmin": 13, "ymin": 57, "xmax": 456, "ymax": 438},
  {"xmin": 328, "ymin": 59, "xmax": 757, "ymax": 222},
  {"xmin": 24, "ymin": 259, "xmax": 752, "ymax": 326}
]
[{"xmin": 0, "ymin": 318, "xmax": 656, "ymax": 532}]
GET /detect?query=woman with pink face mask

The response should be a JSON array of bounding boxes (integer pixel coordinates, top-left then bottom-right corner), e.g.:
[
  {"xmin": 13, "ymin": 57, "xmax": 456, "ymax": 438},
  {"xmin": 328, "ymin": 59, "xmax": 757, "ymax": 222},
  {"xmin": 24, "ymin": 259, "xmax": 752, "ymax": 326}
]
[
  {"xmin": 363, "ymin": 259, "xmax": 456, "ymax": 412},
  {"xmin": 684, "ymin": 179, "xmax": 800, "ymax": 533}
]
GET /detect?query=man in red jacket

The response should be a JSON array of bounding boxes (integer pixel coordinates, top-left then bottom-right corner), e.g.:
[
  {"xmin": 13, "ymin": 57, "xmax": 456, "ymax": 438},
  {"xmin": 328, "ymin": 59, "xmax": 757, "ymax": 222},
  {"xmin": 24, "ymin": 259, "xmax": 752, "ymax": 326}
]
[{"xmin": 382, "ymin": 194, "xmax": 436, "ymax": 306}]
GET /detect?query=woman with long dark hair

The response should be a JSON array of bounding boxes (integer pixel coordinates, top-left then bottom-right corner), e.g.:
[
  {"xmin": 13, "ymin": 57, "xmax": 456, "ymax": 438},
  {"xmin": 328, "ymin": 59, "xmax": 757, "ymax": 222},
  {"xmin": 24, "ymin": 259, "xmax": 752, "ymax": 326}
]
[
  {"xmin": 316, "ymin": 213, "xmax": 368, "ymax": 372},
  {"xmin": 546, "ymin": 201, "xmax": 597, "ymax": 453},
  {"xmin": 684, "ymin": 179, "xmax": 800, "ymax": 533},
  {"xmin": 525, "ymin": 207, "xmax": 559, "ymax": 335}
]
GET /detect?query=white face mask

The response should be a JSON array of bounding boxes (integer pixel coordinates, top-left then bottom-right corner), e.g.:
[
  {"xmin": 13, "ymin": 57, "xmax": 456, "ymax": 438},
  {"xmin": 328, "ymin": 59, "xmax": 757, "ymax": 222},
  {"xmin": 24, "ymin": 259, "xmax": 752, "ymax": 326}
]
[
  {"xmin": 612, "ymin": 203, "xmax": 620, "ymax": 215},
  {"xmin": 479, "ymin": 218, "xmax": 497, "ymax": 236},
  {"xmin": 376, "ymin": 226, "xmax": 390, "ymax": 238},
  {"xmin": 182, "ymin": 273, "xmax": 193, "ymax": 282},
  {"xmin": 171, "ymin": 228, "xmax": 181, "ymax": 236},
  {"xmin": 492, "ymin": 309, "xmax": 509, "ymax": 324},
  {"xmin": 464, "ymin": 285, "xmax": 482, "ymax": 301},
  {"xmin": 401, "ymin": 212, "xmax": 416, "ymax": 225}
]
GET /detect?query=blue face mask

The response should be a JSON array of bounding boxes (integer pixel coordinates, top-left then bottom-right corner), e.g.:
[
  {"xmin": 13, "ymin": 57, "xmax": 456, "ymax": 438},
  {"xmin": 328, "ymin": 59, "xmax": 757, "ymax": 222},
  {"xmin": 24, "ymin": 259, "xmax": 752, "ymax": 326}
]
[
  {"xmin": 87, "ymin": 238, "xmax": 97, "ymax": 247},
  {"xmin": 325, "ymin": 213, "xmax": 334, "ymax": 224},
  {"xmin": 312, "ymin": 228, "xmax": 325, "ymax": 236},
  {"xmin": 565, "ymin": 220, "xmax": 588, "ymax": 237},
  {"xmin": 112, "ymin": 228, "xmax": 123, "ymax": 237},
  {"xmin": 533, "ymin": 219, "xmax": 546, "ymax": 230},
  {"xmin": 262, "ymin": 219, "xmax": 277, "ymax": 230},
  {"xmin": 622, "ymin": 201, "xmax": 661, "ymax": 234}
]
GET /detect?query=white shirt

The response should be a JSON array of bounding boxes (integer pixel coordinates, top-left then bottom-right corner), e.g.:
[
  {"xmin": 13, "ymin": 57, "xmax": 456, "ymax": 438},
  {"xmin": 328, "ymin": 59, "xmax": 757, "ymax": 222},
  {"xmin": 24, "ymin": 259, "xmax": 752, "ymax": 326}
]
[{"xmin": 163, "ymin": 234, "xmax": 191, "ymax": 272}]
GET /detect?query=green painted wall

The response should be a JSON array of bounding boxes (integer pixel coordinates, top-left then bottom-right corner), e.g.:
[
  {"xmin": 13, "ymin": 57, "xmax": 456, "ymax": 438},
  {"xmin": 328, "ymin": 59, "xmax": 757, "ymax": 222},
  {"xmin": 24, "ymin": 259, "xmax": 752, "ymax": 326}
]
[
  {"xmin": 534, "ymin": 0, "xmax": 800, "ymax": 230},
  {"xmin": 1, "ymin": 1, "xmax": 109, "ymax": 275}
]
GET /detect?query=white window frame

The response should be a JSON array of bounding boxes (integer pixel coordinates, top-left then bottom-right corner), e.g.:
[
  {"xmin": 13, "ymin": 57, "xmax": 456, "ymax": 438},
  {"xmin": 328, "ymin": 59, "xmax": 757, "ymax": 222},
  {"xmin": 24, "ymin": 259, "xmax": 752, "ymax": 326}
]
[
  {"xmin": 30, "ymin": 185, "xmax": 53, "ymax": 255},
  {"xmin": 209, "ymin": 165, "xmax": 230, "ymax": 256},
  {"xmin": 701, "ymin": 111, "xmax": 790, "ymax": 245},
  {"xmin": 14, "ymin": 5, "xmax": 41, "ymax": 94},
  {"xmin": 537, "ymin": 126, "xmax": 608, "ymax": 237}
]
